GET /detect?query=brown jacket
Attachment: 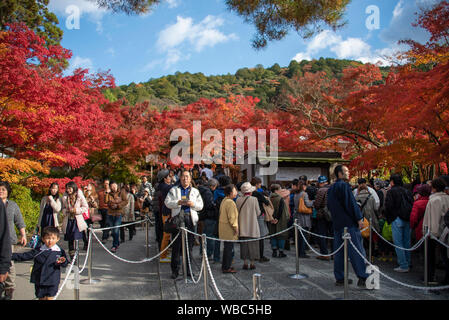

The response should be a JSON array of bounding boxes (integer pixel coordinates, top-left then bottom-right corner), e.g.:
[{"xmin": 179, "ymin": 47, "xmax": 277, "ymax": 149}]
[
  {"xmin": 106, "ymin": 190, "xmax": 128, "ymax": 216},
  {"xmin": 98, "ymin": 189, "xmax": 110, "ymax": 210}
]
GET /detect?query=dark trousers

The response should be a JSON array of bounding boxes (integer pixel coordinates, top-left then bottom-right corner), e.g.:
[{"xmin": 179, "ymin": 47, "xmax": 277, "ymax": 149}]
[
  {"xmin": 82, "ymin": 218, "xmax": 93, "ymax": 247},
  {"xmin": 99, "ymin": 209, "xmax": 109, "ymax": 240},
  {"xmin": 171, "ymin": 214, "xmax": 195, "ymax": 275},
  {"xmin": 259, "ymin": 239, "xmax": 265, "ymax": 258},
  {"xmin": 296, "ymin": 227, "xmax": 309, "ymax": 256},
  {"xmin": 120, "ymin": 224, "xmax": 136, "ymax": 241},
  {"xmin": 427, "ymin": 238, "xmax": 438, "ymax": 281},
  {"xmin": 222, "ymin": 242, "xmax": 234, "ymax": 271},
  {"xmin": 316, "ymin": 219, "xmax": 332, "ymax": 255},
  {"xmin": 154, "ymin": 211, "xmax": 163, "ymax": 249}
]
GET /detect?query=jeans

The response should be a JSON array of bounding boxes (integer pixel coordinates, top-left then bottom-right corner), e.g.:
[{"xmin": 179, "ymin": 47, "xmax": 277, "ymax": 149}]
[
  {"xmin": 391, "ymin": 217, "xmax": 411, "ymax": 269},
  {"xmin": 203, "ymin": 219, "xmax": 220, "ymax": 262},
  {"xmin": 333, "ymin": 227, "xmax": 368, "ymax": 281},
  {"xmin": 270, "ymin": 238, "xmax": 285, "ymax": 250},
  {"xmin": 106, "ymin": 215, "xmax": 122, "ymax": 248}
]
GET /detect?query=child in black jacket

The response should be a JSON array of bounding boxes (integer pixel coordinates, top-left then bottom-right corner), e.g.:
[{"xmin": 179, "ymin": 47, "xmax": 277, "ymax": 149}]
[{"xmin": 12, "ymin": 226, "xmax": 68, "ymax": 300}]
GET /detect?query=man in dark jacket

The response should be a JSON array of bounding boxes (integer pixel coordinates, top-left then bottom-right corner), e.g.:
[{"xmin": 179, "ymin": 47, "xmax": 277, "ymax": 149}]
[
  {"xmin": 327, "ymin": 165, "xmax": 368, "ymax": 287},
  {"xmin": 385, "ymin": 174, "xmax": 414, "ymax": 272},
  {"xmin": 198, "ymin": 179, "xmax": 220, "ymax": 262},
  {"xmin": 0, "ymin": 201, "xmax": 11, "ymax": 287}
]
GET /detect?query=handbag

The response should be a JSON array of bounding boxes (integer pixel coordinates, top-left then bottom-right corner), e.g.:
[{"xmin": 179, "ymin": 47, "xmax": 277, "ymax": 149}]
[
  {"xmin": 361, "ymin": 217, "xmax": 370, "ymax": 238},
  {"xmin": 28, "ymin": 227, "xmax": 41, "ymax": 249},
  {"xmin": 298, "ymin": 196, "xmax": 313, "ymax": 215},
  {"xmin": 263, "ymin": 197, "xmax": 274, "ymax": 222},
  {"xmin": 163, "ymin": 214, "xmax": 183, "ymax": 234},
  {"xmin": 382, "ymin": 221, "xmax": 393, "ymax": 241},
  {"xmin": 82, "ymin": 210, "xmax": 90, "ymax": 220}
]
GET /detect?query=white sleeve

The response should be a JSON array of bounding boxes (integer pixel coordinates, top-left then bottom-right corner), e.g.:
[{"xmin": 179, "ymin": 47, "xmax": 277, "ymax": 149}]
[{"xmin": 369, "ymin": 187, "xmax": 380, "ymax": 210}]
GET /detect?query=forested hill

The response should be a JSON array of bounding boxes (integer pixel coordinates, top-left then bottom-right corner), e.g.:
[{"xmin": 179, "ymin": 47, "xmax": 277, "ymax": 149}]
[{"xmin": 104, "ymin": 58, "xmax": 390, "ymax": 110}]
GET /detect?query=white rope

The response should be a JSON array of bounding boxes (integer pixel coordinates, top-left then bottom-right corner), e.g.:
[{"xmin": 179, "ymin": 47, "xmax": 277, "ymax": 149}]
[
  {"xmin": 54, "ymin": 250, "xmax": 79, "ymax": 300},
  {"xmin": 430, "ymin": 234, "xmax": 449, "ymax": 249},
  {"xmin": 296, "ymin": 224, "xmax": 334, "ymax": 240},
  {"xmin": 184, "ymin": 229, "xmax": 204, "ymax": 284},
  {"xmin": 93, "ymin": 218, "xmax": 150, "ymax": 232},
  {"xmin": 203, "ymin": 244, "xmax": 225, "ymax": 300},
  {"xmin": 348, "ymin": 239, "xmax": 449, "ymax": 291},
  {"xmin": 91, "ymin": 229, "xmax": 180, "ymax": 264},
  {"xmin": 371, "ymin": 226, "xmax": 429, "ymax": 251},
  {"xmin": 297, "ymin": 225, "xmax": 345, "ymax": 257},
  {"xmin": 78, "ymin": 230, "xmax": 92, "ymax": 274},
  {"xmin": 182, "ymin": 225, "xmax": 294, "ymax": 243}
]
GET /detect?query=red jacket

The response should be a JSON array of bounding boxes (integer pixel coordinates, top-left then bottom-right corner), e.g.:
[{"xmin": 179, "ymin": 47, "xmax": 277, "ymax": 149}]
[{"xmin": 409, "ymin": 196, "xmax": 429, "ymax": 240}]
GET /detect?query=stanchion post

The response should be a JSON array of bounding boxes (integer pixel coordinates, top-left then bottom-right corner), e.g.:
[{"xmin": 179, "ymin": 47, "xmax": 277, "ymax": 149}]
[
  {"xmin": 369, "ymin": 217, "xmax": 373, "ymax": 263},
  {"xmin": 343, "ymin": 227, "xmax": 349, "ymax": 300},
  {"xmin": 146, "ymin": 217, "xmax": 150, "ymax": 258},
  {"xmin": 424, "ymin": 226, "xmax": 428, "ymax": 287},
  {"xmin": 80, "ymin": 225, "xmax": 100, "ymax": 285},
  {"xmin": 202, "ymin": 234, "xmax": 208, "ymax": 300},
  {"xmin": 252, "ymin": 273, "xmax": 262, "ymax": 300},
  {"xmin": 289, "ymin": 219, "xmax": 308, "ymax": 280},
  {"xmin": 74, "ymin": 240, "xmax": 80, "ymax": 300}
]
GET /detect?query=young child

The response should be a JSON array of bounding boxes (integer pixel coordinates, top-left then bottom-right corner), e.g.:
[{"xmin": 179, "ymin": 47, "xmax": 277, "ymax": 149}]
[{"xmin": 12, "ymin": 226, "xmax": 68, "ymax": 300}]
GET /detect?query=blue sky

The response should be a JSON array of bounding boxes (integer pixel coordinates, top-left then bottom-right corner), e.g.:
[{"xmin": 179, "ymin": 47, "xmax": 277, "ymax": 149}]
[{"xmin": 48, "ymin": 0, "xmax": 440, "ymax": 85}]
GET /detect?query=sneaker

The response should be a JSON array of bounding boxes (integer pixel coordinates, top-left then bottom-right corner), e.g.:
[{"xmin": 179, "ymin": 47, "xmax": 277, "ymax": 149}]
[
  {"xmin": 222, "ymin": 268, "xmax": 237, "ymax": 274},
  {"xmin": 272, "ymin": 250, "xmax": 278, "ymax": 258},
  {"xmin": 160, "ymin": 257, "xmax": 171, "ymax": 263},
  {"xmin": 110, "ymin": 247, "xmax": 117, "ymax": 253},
  {"xmin": 278, "ymin": 252, "xmax": 287, "ymax": 258},
  {"xmin": 259, "ymin": 256, "xmax": 270, "ymax": 263},
  {"xmin": 393, "ymin": 267, "xmax": 410, "ymax": 273},
  {"xmin": 335, "ymin": 279, "xmax": 353, "ymax": 286}
]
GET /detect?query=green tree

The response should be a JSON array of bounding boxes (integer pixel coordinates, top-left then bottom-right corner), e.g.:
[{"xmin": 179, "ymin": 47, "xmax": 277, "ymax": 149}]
[{"xmin": 0, "ymin": 0, "xmax": 63, "ymax": 46}]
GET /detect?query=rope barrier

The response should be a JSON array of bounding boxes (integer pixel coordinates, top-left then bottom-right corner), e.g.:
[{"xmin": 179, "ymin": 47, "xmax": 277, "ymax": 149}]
[
  {"xmin": 371, "ymin": 226, "xmax": 429, "ymax": 251},
  {"xmin": 93, "ymin": 218, "xmax": 150, "ymax": 232},
  {"xmin": 297, "ymin": 225, "xmax": 345, "ymax": 257},
  {"xmin": 184, "ymin": 229, "xmax": 205, "ymax": 284},
  {"xmin": 202, "ymin": 243, "xmax": 225, "ymax": 300},
  {"xmin": 78, "ymin": 230, "xmax": 92, "ymax": 274},
  {"xmin": 54, "ymin": 250, "xmax": 79, "ymax": 300},
  {"xmin": 348, "ymin": 238, "xmax": 449, "ymax": 291},
  {"xmin": 182, "ymin": 225, "xmax": 295, "ymax": 243},
  {"xmin": 91, "ymin": 229, "xmax": 180, "ymax": 264}
]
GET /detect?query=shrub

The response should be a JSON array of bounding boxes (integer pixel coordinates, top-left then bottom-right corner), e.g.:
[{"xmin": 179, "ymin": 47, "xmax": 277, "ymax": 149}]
[{"xmin": 9, "ymin": 183, "xmax": 40, "ymax": 236}]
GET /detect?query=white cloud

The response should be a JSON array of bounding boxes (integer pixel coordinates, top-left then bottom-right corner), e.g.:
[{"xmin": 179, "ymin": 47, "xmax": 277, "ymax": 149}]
[
  {"xmin": 154, "ymin": 15, "xmax": 238, "ymax": 68},
  {"xmin": 292, "ymin": 30, "xmax": 403, "ymax": 66},
  {"xmin": 166, "ymin": 0, "xmax": 181, "ymax": 9},
  {"xmin": 68, "ymin": 56, "xmax": 93, "ymax": 72},
  {"xmin": 106, "ymin": 47, "xmax": 115, "ymax": 57},
  {"xmin": 393, "ymin": 0, "xmax": 405, "ymax": 18}
]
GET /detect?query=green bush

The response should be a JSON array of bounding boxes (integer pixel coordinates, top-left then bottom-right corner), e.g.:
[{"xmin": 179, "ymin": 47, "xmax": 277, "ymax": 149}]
[{"xmin": 10, "ymin": 184, "xmax": 40, "ymax": 236}]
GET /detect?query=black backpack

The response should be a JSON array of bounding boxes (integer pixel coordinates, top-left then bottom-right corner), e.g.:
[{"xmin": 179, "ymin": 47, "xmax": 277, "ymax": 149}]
[{"xmin": 397, "ymin": 188, "xmax": 413, "ymax": 222}]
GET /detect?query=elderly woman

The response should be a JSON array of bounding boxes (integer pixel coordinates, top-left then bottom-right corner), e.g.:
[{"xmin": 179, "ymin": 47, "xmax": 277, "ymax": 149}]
[
  {"xmin": 236, "ymin": 182, "xmax": 261, "ymax": 270},
  {"xmin": 38, "ymin": 183, "xmax": 62, "ymax": 236},
  {"xmin": 293, "ymin": 180, "xmax": 314, "ymax": 258},
  {"xmin": 62, "ymin": 181, "xmax": 89, "ymax": 259},
  {"xmin": 0, "ymin": 181, "xmax": 26, "ymax": 300},
  {"xmin": 219, "ymin": 184, "xmax": 239, "ymax": 273}
]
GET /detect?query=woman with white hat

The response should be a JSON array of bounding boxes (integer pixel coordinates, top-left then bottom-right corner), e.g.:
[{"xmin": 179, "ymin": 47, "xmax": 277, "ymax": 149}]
[{"xmin": 236, "ymin": 182, "xmax": 261, "ymax": 270}]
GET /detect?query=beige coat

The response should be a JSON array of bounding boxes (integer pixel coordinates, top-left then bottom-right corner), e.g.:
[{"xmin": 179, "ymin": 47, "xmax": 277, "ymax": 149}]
[
  {"xmin": 122, "ymin": 193, "xmax": 135, "ymax": 222},
  {"xmin": 219, "ymin": 198, "xmax": 239, "ymax": 240},
  {"xmin": 423, "ymin": 192, "xmax": 449, "ymax": 237},
  {"xmin": 62, "ymin": 189, "xmax": 88, "ymax": 234},
  {"xmin": 236, "ymin": 195, "xmax": 260, "ymax": 238},
  {"xmin": 38, "ymin": 195, "xmax": 62, "ymax": 228}
]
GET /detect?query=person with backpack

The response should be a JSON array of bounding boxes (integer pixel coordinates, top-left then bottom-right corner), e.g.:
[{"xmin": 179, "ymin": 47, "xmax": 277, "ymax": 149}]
[
  {"xmin": 385, "ymin": 174, "xmax": 414, "ymax": 272},
  {"xmin": 355, "ymin": 178, "xmax": 380, "ymax": 258},
  {"xmin": 423, "ymin": 178, "xmax": 449, "ymax": 284},
  {"xmin": 313, "ymin": 176, "xmax": 333, "ymax": 260}
]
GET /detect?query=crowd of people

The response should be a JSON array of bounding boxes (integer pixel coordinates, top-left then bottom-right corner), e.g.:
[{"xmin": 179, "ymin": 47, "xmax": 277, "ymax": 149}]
[{"xmin": 1, "ymin": 163, "xmax": 449, "ymax": 300}]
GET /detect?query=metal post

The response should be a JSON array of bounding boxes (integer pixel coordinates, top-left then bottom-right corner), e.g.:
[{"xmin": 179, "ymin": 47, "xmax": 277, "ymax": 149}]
[
  {"xmin": 145, "ymin": 217, "xmax": 150, "ymax": 258},
  {"xmin": 289, "ymin": 219, "xmax": 308, "ymax": 280},
  {"xmin": 202, "ymin": 234, "xmax": 208, "ymax": 300},
  {"xmin": 424, "ymin": 226, "xmax": 428, "ymax": 287},
  {"xmin": 74, "ymin": 240, "xmax": 80, "ymax": 300},
  {"xmin": 180, "ymin": 211, "xmax": 188, "ymax": 283},
  {"xmin": 369, "ymin": 217, "xmax": 373, "ymax": 263},
  {"xmin": 252, "ymin": 273, "xmax": 262, "ymax": 300},
  {"xmin": 343, "ymin": 227, "xmax": 349, "ymax": 300},
  {"xmin": 80, "ymin": 226, "xmax": 100, "ymax": 285}
]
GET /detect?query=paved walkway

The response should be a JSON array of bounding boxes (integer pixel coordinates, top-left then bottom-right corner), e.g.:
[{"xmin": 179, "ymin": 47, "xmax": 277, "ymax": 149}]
[{"xmin": 12, "ymin": 222, "xmax": 449, "ymax": 300}]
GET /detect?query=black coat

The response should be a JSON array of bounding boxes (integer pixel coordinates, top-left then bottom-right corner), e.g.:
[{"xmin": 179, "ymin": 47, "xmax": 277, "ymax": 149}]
[
  {"xmin": 198, "ymin": 186, "xmax": 217, "ymax": 221},
  {"xmin": 12, "ymin": 245, "xmax": 68, "ymax": 286},
  {"xmin": 385, "ymin": 186, "xmax": 414, "ymax": 224},
  {"xmin": 252, "ymin": 190, "xmax": 269, "ymax": 215},
  {"xmin": 0, "ymin": 201, "xmax": 11, "ymax": 275}
]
